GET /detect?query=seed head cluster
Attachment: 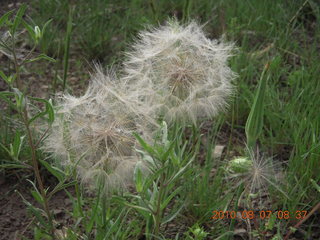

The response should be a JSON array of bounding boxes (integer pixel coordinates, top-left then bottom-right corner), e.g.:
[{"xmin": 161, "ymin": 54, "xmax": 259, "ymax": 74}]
[
  {"xmin": 123, "ymin": 20, "xmax": 236, "ymax": 124},
  {"xmin": 43, "ymin": 70, "xmax": 151, "ymax": 193},
  {"xmin": 43, "ymin": 20, "xmax": 236, "ymax": 192}
]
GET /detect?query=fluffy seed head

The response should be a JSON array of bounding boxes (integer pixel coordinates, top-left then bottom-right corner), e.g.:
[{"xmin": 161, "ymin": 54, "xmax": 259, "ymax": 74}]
[
  {"xmin": 42, "ymin": 69, "xmax": 151, "ymax": 193},
  {"xmin": 227, "ymin": 149, "xmax": 285, "ymax": 206},
  {"xmin": 123, "ymin": 19, "xmax": 236, "ymax": 124}
]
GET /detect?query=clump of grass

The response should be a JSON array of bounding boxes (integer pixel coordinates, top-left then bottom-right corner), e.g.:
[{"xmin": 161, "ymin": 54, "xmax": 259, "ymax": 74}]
[{"xmin": 123, "ymin": 19, "xmax": 236, "ymax": 124}]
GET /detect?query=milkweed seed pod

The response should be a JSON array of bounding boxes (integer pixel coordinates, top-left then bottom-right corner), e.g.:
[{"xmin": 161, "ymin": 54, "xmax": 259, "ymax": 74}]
[{"xmin": 123, "ymin": 19, "xmax": 236, "ymax": 124}]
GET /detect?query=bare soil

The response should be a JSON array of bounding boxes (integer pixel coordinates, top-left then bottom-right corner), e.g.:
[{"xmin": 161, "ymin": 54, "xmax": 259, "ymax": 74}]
[{"xmin": 0, "ymin": 173, "xmax": 75, "ymax": 240}]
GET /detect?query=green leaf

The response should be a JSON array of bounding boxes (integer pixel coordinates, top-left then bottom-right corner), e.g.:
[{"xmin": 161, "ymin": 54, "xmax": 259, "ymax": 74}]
[
  {"xmin": 265, "ymin": 212, "xmax": 277, "ymax": 230},
  {"xmin": 28, "ymin": 111, "xmax": 47, "ymax": 125},
  {"xmin": 245, "ymin": 63, "xmax": 269, "ymax": 149},
  {"xmin": 42, "ymin": 19, "xmax": 52, "ymax": 35},
  {"xmin": 167, "ymin": 157, "xmax": 194, "ymax": 185},
  {"xmin": 162, "ymin": 201, "xmax": 185, "ymax": 224},
  {"xmin": 28, "ymin": 204, "xmax": 48, "ymax": 228},
  {"xmin": 22, "ymin": 20, "xmax": 36, "ymax": 41},
  {"xmin": 161, "ymin": 121, "xmax": 169, "ymax": 146},
  {"xmin": 0, "ymin": 71, "xmax": 8, "ymax": 82},
  {"xmin": 134, "ymin": 132, "xmax": 156, "ymax": 156},
  {"xmin": 160, "ymin": 186, "xmax": 182, "ymax": 211},
  {"xmin": 311, "ymin": 179, "xmax": 320, "ymax": 193},
  {"xmin": 0, "ymin": 142, "xmax": 11, "ymax": 156},
  {"xmin": 27, "ymin": 179, "xmax": 44, "ymax": 205},
  {"xmin": 113, "ymin": 196, "xmax": 152, "ymax": 215},
  {"xmin": 11, "ymin": 131, "xmax": 24, "ymax": 158},
  {"xmin": 47, "ymin": 99, "xmax": 55, "ymax": 124},
  {"xmin": 39, "ymin": 159, "xmax": 64, "ymax": 182},
  {"xmin": 0, "ymin": 91, "xmax": 17, "ymax": 110},
  {"xmin": 11, "ymin": 4, "xmax": 27, "ymax": 34},
  {"xmin": 0, "ymin": 10, "xmax": 13, "ymax": 28},
  {"xmin": 0, "ymin": 163, "xmax": 30, "ymax": 169},
  {"xmin": 0, "ymin": 71, "xmax": 16, "ymax": 85},
  {"xmin": 28, "ymin": 97, "xmax": 55, "ymax": 125},
  {"xmin": 161, "ymin": 139, "xmax": 175, "ymax": 162},
  {"xmin": 134, "ymin": 163, "xmax": 144, "ymax": 193},
  {"xmin": 85, "ymin": 193, "xmax": 100, "ymax": 234},
  {"xmin": 142, "ymin": 166, "xmax": 168, "ymax": 192},
  {"xmin": 25, "ymin": 53, "xmax": 56, "ymax": 63},
  {"xmin": 62, "ymin": 7, "xmax": 74, "ymax": 91},
  {"xmin": 105, "ymin": 209, "xmax": 128, "ymax": 238},
  {"xmin": 13, "ymin": 88, "xmax": 25, "ymax": 110},
  {"xmin": 31, "ymin": 190, "xmax": 44, "ymax": 205},
  {"xmin": 48, "ymin": 181, "xmax": 77, "ymax": 201}
]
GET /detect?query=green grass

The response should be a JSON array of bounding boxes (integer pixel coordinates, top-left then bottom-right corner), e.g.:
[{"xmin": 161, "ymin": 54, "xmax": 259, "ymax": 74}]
[{"xmin": 0, "ymin": 0, "xmax": 319, "ymax": 239}]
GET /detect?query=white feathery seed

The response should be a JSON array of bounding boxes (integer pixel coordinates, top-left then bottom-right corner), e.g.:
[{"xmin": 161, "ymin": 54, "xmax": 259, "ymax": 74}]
[
  {"xmin": 227, "ymin": 149, "xmax": 286, "ymax": 208},
  {"xmin": 42, "ymin": 69, "xmax": 152, "ymax": 193},
  {"xmin": 123, "ymin": 19, "xmax": 236, "ymax": 124},
  {"xmin": 42, "ymin": 20, "xmax": 237, "ymax": 193}
]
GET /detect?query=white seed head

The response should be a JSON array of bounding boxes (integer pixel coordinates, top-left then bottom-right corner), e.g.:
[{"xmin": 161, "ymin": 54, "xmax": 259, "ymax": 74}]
[
  {"xmin": 227, "ymin": 149, "xmax": 285, "ymax": 199},
  {"xmin": 123, "ymin": 19, "xmax": 236, "ymax": 124},
  {"xmin": 42, "ymin": 69, "xmax": 151, "ymax": 194}
]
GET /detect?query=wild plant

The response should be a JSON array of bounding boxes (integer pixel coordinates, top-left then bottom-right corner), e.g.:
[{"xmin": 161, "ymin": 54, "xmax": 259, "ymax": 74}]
[
  {"xmin": 38, "ymin": 19, "xmax": 237, "ymax": 239},
  {"xmin": 0, "ymin": 5, "xmax": 75, "ymax": 238},
  {"xmin": 114, "ymin": 122, "xmax": 195, "ymax": 239},
  {"xmin": 224, "ymin": 63, "xmax": 288, "ymax": 239}
]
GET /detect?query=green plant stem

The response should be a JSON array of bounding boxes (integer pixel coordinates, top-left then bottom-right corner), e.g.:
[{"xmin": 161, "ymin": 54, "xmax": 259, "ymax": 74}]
[
  {"xmin": 154, "ymin": 172, "xmax": 166, "ymax": 237},
  {"xmin": 21, "ymin": 108, "xmax": 54, "ymax": 237},
  {"xmin": 75, "ymin": 181, "xmax": 84, "ymax": 217},
  {"xmin": 62, "ymin": 6, "xmax": 73, "ymax": 92},
  {"xmin": 11, "ymin": 36, "xmax": 22, "ymax": 90}
]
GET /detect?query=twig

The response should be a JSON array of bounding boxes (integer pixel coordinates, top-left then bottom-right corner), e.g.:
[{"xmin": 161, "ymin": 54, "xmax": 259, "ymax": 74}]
[
  {"xmin": 288, "ymin": 0, "xmax": 309, "ymax": 27},
  {"xmin": 35, "ymin": 126, "xmax": 50, "ymax": 148},
  {"xmin": 284, "ymin": 202, "xmax": 320, "ymax": 240}
]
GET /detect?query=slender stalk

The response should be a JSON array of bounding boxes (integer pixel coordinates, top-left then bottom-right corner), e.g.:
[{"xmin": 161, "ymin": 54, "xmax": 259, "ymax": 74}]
[
  {"xmin": 154, "ymin": 172, "xmax": 166, "ymax": 237},
  {"xmin": 75, "ymin": 181, "xmax": 84, "ymax": 217},
  {"xmin": 11, "ymin": 35, "xmax": 22, "ymax": 90},
  {"xmin": 21, "ymin": 44, "xmax": 37, "ymax": 65},
  {"xmin": 21, "ymin": 108, "xmax": 54, "ymax": 238},
  {"xmin": 11, "ymin": 30, "xmax": 54, "ymax": 237},
  {"xmin": 62, "ymin": 6, "xmax": 73, "ymax": 92}
]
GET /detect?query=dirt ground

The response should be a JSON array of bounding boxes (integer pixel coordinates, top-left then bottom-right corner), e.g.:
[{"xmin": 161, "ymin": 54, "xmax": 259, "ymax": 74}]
[{"xmin": 0, "ymin": 173, "xmax": 76, "ymax": 240}]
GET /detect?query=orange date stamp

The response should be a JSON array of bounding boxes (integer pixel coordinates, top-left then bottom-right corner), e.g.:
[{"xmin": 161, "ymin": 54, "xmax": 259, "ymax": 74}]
[{"xmin": 211, "ymin": 210, "xmax": 307, "ymax": 220}]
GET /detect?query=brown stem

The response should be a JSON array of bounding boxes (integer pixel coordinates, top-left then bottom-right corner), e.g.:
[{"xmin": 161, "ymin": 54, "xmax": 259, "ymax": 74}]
[
  {"xmin": 35, "ymin": 127, "xmax": 50, "ymax": 148},
  {"xmin": 284, "ymin": 202, "xmax": 320, "ymax": 240},
  {"xmin": 21, "ymin": 44, "xmax": 37, "ymax": 65}
]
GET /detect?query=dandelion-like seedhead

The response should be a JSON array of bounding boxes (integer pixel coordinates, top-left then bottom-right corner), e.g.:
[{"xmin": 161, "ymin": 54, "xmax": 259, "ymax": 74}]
[
  {"xmin": 227, "ymin": 149, "xmax": 285, "ymax": 208},
  {"xmin": 42, "ymin": 69, "xmax": 151, "ymax": 193},
  {"xmin": 43, "ymin": 20, "xmax": 237, "ymax": 194},
  {"xmin": 123, "ymin": 19, "xmax": 236, "ymax": 124}
]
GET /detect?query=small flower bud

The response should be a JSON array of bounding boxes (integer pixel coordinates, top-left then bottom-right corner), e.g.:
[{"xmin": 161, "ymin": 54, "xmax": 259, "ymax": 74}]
[
  {"xmin": 34, "ymin": 26, "xmax": 41, "ymax": 42},
  {"xmin": 228, "ymin": 157, "xmax": 253, "ymax": 174}
]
